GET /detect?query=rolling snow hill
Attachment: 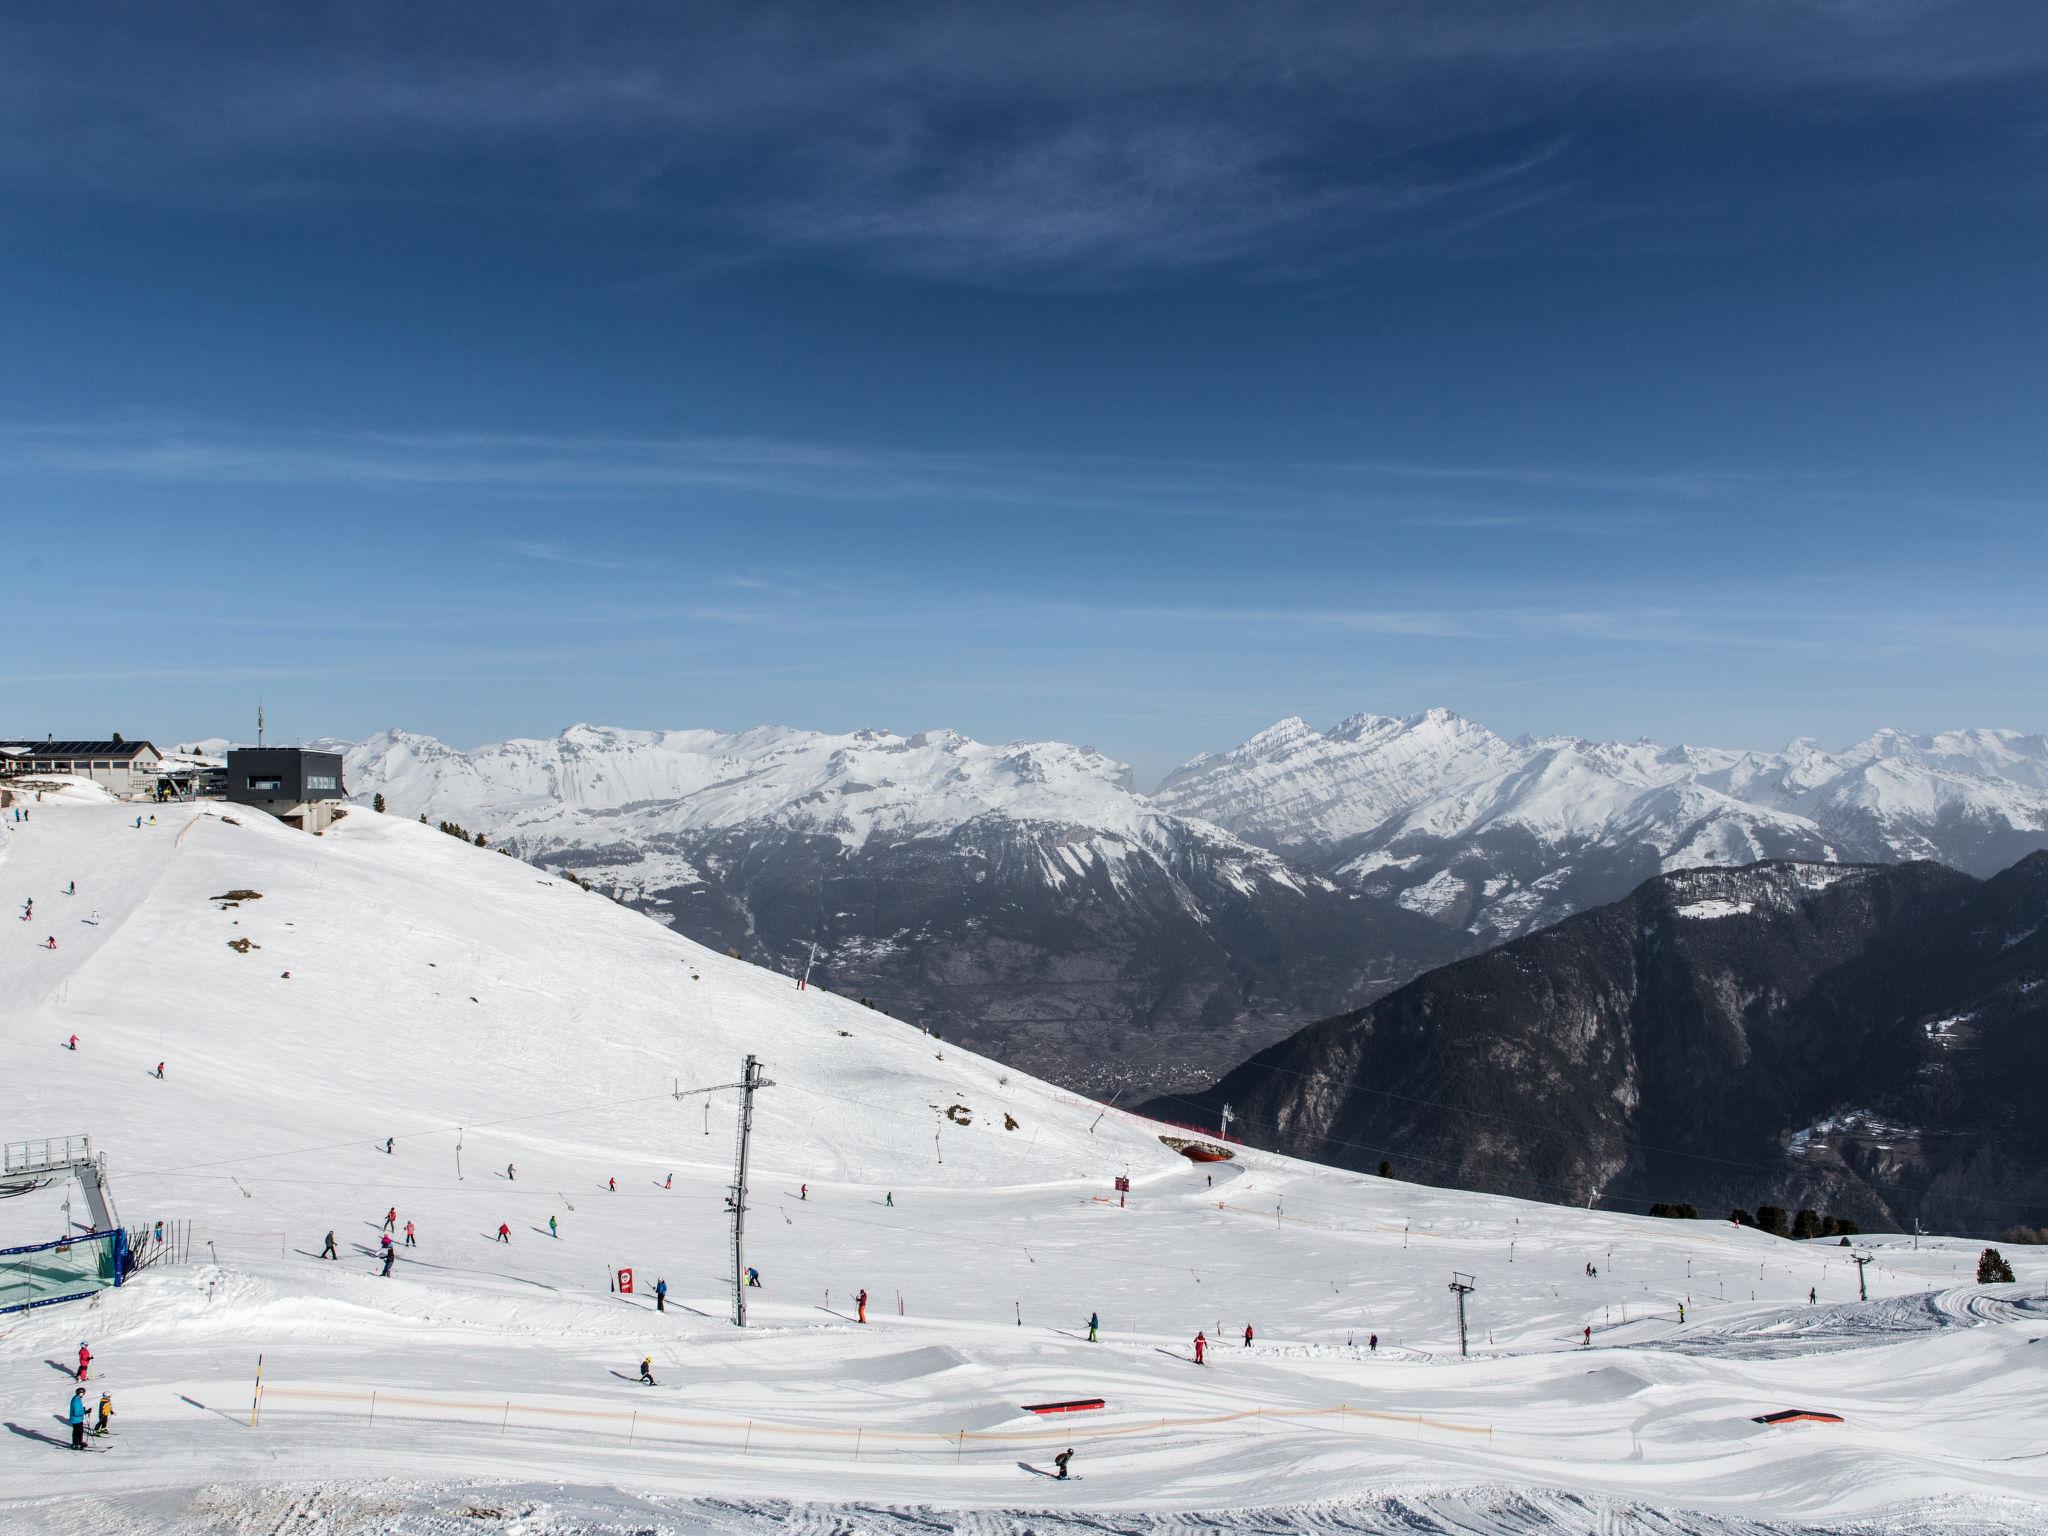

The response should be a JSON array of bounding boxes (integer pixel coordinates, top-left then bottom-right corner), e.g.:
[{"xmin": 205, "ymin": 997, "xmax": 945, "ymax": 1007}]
[
  {"xmin": 2, "ymin": 783, "xmax": 2045, "ymax": 1533},
  {"xmin": 1156, "ymin": 711, "xmax": 2048, "ymax": 943},
  {"xmin": 339, "ymin": 725, "xmax": 1463, "ymax": 1097},
  {"xmin": 1161, "ymin": 857, "xmax": 2048, "ymax": 1234}
]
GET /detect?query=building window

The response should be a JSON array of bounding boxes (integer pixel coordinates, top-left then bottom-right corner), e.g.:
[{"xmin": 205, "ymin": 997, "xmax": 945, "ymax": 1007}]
[
  {"xmin": 305, "ymin": 774, "xmax": 337, "ymax": 791},
  {"xmin": 248, "ymin": 776, "xmax": 283, "ymax": 792}
]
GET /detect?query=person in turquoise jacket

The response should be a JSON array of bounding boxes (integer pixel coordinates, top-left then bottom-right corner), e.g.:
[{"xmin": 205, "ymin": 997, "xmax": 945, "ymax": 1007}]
[{"xmin": 67, "ymin": 1387, "xmax": 87, "ymax": 1450}]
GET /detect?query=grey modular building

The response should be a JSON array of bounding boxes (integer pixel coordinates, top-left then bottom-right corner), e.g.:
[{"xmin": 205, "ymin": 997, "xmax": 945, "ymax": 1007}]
[{"xmin": 225, "ymin": 747, "xmax": 347, "ymax": 834}]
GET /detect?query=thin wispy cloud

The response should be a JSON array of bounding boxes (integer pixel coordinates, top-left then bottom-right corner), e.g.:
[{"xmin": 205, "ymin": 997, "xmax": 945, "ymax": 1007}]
[
  {"xmin": 504, "ymin": 540, "xmax": 633, "ymax": 572},
  {"xmin": 3, "ymin": 4, "xmax": 2042, "ymax": 285},
  {"xmin": 0, "ymin": 419, "xmax": 1914, "ymax": 530}
]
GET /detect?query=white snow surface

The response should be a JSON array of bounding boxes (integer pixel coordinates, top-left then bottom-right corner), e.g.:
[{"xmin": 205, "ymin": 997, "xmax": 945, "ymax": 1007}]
[{"xmin": 3, "ymin": 789, "xmax": 2045, "ymax": 1534}]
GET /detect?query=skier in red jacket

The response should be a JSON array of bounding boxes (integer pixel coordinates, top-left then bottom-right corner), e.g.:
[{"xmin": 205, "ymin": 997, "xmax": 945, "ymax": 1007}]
[
  {"xmin": 1244, "ymin": 1323, "xmax": 1254, "ymax": 1347},
  {"xmin": 496, "ymin": 1223, "xmax": 511, "ymax": 1243},
  {"xmin": 1193, "ymin": 1331, "xmax": 1206, "ymax": 1365},
  {"xmin": 77, "ymin": 1343, "xmax": 91, "ymax": 1381}
]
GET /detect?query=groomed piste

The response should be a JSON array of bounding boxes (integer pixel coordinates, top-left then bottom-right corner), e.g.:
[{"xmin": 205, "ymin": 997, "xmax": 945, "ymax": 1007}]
[{"xmin": 2, "ymin": 783, "xmax": 2044, "ymax": 1534}]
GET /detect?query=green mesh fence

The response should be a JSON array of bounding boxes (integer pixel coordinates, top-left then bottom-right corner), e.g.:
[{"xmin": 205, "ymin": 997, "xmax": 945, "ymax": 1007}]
[{"xmin": 0, "ymin": 1231, "xmax": 120, "ymax": 1313}]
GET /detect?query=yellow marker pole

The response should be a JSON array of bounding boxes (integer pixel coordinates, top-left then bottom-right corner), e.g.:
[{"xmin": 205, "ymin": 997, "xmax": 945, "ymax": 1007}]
[{"xmin": 248, "ymin": 1354, "xmax": 264, "ymax": 1428}]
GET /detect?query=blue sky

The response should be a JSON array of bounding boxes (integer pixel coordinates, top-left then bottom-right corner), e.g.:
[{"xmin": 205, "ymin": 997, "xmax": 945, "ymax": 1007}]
[{"xmin": 2, "ymin": 2, "xmax": 2044, "ymax": 783}]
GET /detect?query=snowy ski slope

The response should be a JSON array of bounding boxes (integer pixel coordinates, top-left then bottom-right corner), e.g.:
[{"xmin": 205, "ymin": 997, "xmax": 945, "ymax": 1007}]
[{"xmin": 2, "ymin": 785, "xmax": 2044, "ymax": 1534}]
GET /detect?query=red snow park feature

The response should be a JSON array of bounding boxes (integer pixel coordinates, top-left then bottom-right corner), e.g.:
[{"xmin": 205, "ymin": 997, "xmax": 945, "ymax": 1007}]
[
  {"xmin": 1157, "ymin": 1134, "xmax": 1235, "ymax": 1163},
  {"xmin": 1752, "ymin": 1409, "xmax": 1844, "ymax": 1426},
  {"xmin": 1024, "ymin": 1398, "xmax": 1105, "ymax": 1415}
]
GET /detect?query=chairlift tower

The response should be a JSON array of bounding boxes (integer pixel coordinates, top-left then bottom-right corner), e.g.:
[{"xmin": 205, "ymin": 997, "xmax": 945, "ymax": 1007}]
[
  {"xmin": 672, "ymin": 1060, "xmax": 776, "ymax": 1327},
  {"xmin": 1448, "ymin": 1271, "xmax": 1477, "ymax": 1358},
  {"xmin": 1219, "ymin": 1102, "xmax": 1235, "ymax": 1142},
  {"xmin": 1852, "ymin": 1250, "xmax": 1874, "ymax": 1302}
]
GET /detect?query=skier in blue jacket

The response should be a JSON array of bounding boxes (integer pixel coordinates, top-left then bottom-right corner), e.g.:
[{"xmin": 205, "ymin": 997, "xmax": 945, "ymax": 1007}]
[{"xmin": 67, "ymin": 1387, "xmax": 88, "ymax": 1449}]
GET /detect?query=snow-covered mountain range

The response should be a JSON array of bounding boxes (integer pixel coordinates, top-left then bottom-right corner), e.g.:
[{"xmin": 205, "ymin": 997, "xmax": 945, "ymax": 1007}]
[
  {"xmin": 1157, "ymin": 710, "xmax": 2048, "ymax": 942},
  {"xmin": 338, "ymin": 713, "xmax": 2048, "ymax": 1093},
  {"xmin": 340, "ymin": 725, "xmax": 1463, "ymax": 1095}
]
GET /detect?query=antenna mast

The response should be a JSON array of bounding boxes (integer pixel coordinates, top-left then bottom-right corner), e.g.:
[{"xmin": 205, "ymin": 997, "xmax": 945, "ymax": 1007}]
[{"xmin": 257, "ymin": 702, "xmax": 265, "ymax": 749}]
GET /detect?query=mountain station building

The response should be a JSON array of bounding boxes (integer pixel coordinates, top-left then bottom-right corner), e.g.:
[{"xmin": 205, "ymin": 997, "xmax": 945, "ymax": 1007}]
[
  {"xmin": 0, "ymin": 739, "xmax": 164, "ymax": 797},
  {"xmin": 225, "ymin": 747, "xmax": 348, "ymax": 834}
]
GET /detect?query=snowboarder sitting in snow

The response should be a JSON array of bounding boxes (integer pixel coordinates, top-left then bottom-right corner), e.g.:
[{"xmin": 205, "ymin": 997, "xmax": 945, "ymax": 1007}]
[{"xmin": 639, "ymin": 1356, "xmax": 656, "ymax": 1386}]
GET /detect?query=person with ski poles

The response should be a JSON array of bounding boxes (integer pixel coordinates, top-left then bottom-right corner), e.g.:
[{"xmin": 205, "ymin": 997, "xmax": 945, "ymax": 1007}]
[
  {"xmin": 548, "ymin": 1215, "xmax": 557, "ymax": 1238},
  {"xmin": 1243, "ymin": 1323, "xmax": 1254, "ymax": 1347},
  {"xmin": 403, "ymin": 1220, "xmax": 416, "ymax": 1247},
  {"xmin": 655, "ymin": 1278, "xmax": 668, "ymax": 1313},
  {"xmin": 1192, "ymin": 1331, "xmax": 1206, "ymax": 1365},
  {"xmin": 857, "ymin": 1288, "xmax": 868, "ymax": 1324},
  {"xmin": 507, "ymin": 1163, "xmax": 516, "ymax": 1181},
  {"xmin": 383, "ymin": 1207, "xmax": 396, "ymax": 1233},
  {"xmin": 380, "ymin": 1247, "xmax": 395, "ymax": 1277},
  {"xmin": 496, "ymin": 1222, "xmax": 511, "ymax": 1243},
  {"xmin": 608, "ymin": 1177, "xmax": 616, "ymax": 1192},
  {"xmin": 76, "ymin": 1343, "xmax": 91, "ymax": 1381},
  {"xmin": 320, "ymin": 1230, "xmax": 338, "ymax": 1260},
  {"xmin": 1087, "ymin": 1311, "xmax": 1098, "ymax": 1343},
  {"xmin": 94, "ymin": 1392, "xmax": 113, "ymax": 1437},
  {"xmin": 67, "ymin": 1387, "xmax": 88, "ymax": 1450}
]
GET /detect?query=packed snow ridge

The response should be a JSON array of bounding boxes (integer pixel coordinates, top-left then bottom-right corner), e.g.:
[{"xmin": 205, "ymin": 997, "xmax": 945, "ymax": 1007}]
[{"xmin": 6, "ymin": 783, "xmax": 2046, "ymax": 1533}]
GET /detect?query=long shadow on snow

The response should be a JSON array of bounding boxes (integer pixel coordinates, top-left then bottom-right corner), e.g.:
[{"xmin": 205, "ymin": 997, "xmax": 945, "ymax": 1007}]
[{"xmin": 4, "ymin": 1421, "xmax": 73, "ymax": 1450}]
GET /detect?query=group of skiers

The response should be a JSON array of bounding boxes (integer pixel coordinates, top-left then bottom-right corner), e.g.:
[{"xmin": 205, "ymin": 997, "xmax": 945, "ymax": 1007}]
[{"xmin": 60, "ymin": 1343, "xmax": 112, "ymax": 1450}]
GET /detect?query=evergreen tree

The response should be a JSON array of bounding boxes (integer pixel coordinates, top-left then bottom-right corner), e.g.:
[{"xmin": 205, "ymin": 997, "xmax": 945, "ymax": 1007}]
[
  {"xmin": 373, "ymin": 792, "xmax": 386, "ymax": 814},
  {"xmin": 1377, "ymin": 1160, "xmax": 1392, "ymax": 1179},
  {"xmin": 1755, "ymin": 1205, "xmax": 1790, "ymax": 1238},
  {"xmin": 1977, "ymin": 1248, "xmax": 2016, "ymax": 1284},
  {"xmin": 112, "ymin": 731, "xmax": 124, "ymax": 744},
  {"xmin": 1729, "ymin": 1208, "xmax": 1756, "ymax": 1228},
  {"xmin": 1792, "ymin": 1209, "xmax": 1823, "ymax": 1240},
  {"xmin": 474, "ymin": 832, "xmax": 487, "ymax": 848}
]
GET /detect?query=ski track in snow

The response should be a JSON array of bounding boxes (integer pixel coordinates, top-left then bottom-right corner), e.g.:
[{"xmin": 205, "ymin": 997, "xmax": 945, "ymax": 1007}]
[{"xmin": 2, "ymin": 785, "xmax": 2045, "ymax": 1535}]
